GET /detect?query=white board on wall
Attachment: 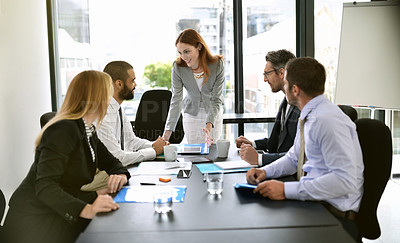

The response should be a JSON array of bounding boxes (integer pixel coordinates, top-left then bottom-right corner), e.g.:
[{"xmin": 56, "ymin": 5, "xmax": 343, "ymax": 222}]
[{"xmin": 335, "ymin": 1, "xmax": 400, "ymax": 110}]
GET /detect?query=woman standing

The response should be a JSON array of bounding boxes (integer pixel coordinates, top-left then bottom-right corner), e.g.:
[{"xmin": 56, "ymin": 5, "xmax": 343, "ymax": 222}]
[
  {"xmin": 4, "ymin": 70, "xmax": 130, "ymax": 243},
  {"xmin": 163, "ymin": 29, "xmax": 225, "ymax": 145}
]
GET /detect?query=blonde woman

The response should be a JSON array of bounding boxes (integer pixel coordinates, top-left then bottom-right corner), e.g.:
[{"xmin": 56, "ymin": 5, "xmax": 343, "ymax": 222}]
[
  {"xmin": 163, "ymin": 29, "xmax": 224, "ymax": 145},
  {"xmin": 4, "ymin": 71, "xmax": 130, "ymax": 243}
]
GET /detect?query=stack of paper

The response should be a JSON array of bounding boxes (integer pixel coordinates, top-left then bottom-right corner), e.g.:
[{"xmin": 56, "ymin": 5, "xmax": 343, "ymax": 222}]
[
  {"xmin": 133, "ymin": 162, "xmax": 192, "ymax": 175},
  {"xmin": 214, "ymin": 161, "xmax": 257, "ymax": 170}
]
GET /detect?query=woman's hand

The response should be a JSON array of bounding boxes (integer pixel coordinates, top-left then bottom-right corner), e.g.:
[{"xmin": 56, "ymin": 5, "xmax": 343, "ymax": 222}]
[
  {"xmin": 204, "ymin": 123, "xmax": 214, "ymax": 147},
  {"xmin": 107, "ymin": 174, "xmax": 128, "ymax": 194},
  {"xmin": 162, "ymin": 130, "xmax": 172, "ymax": 141},
  {"xmin": 79, "ymin": 195, "xmax": 119, "ymax": 219}
]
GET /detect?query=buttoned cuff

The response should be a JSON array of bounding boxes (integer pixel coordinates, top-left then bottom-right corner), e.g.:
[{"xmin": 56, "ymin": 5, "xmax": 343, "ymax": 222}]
[
  {"xmin": 284, "ymin": 181, "xmax": 299, "ymax": 200},
  {"xmin": 143, "ymin": 147, "xmax": 157, "ymax": 161},
  {"xmin": 258, "ymin": 154, "xmax": 263, "ymax": 166}
]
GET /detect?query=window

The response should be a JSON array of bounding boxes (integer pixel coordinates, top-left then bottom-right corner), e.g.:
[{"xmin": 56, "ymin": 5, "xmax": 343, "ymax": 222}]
[
  {"xmin": 240, "ymin": 0, "xmax": 296, "ymax": 141},
  {"xmin": 52, "ymin": 0, "xmax": 234, "ymax": 121}
]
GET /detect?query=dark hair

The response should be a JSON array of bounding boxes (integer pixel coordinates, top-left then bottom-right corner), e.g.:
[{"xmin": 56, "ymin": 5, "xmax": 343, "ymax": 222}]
[
  {"xmin": 285, "ymin": 57, "xmax": 326, "ymax": 97},
  {"xmin": 265, "ymin": 49, "xmax": 296, "ymax": 72},
  {"xmin": 175, "ymin": 29, "xmax": 223, "ymax": 83},
  {"xmin": 103, "ymin": 61, "xmax": 133, "ymax": 83}
]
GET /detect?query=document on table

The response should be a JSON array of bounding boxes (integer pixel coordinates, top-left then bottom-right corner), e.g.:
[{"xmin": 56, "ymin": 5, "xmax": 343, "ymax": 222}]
[
  {"xmin": 195, "ymin": 164, "xmax": 253, "ymax": 174},
  {"xmin": 214, "ymin": 160, "xmax": 257, "ymax": 170},
  {"xmin": 132, "ymin": 161, "xmax": 192, "ymax": 175},
  {"xmin": 114, "ymin": 185, "xmax": 187, "ymax": 203}
]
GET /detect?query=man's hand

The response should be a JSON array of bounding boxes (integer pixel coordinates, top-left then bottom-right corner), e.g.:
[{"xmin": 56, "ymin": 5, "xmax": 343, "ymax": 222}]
[
  {"xmin": 246, "ymin": 168, "xmax": 266, "ymax": 184},
  {"xmin": 152, "ymin": 136, "xmax": 169, "ymax": 155},
  {"xmin": 239, "ymin": 144, "xmax": 259, "ymax": 165},
  {"xmin": 254, "ymin": 180, "xmax": 285, "ymax": 200},
  {"xmin": 107, "ymin": 174, "xmax": 128, "ymax": 194},
  {"xmin": 235, "ymin": 135, "xmax": 252, "ymax": 148},
  {"xmin": 79, "ymin": 195, "xmax": 119, "ymax": 219}
]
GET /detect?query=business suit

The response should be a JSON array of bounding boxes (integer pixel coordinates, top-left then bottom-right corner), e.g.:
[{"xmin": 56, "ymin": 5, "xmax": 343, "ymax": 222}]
[
  {"xmin": 255, "ymin": 98, "xmax": 300, "ymax": 165},
  {"xmin": 4, "ymin": 119, "xmax": 130, "ymax": 243},
  {"xmin": 165, "ymin": 59, "xmax": 224, "ymax": 132}
]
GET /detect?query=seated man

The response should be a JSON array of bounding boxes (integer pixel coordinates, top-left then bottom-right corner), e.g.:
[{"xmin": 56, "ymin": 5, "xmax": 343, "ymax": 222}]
[
  {"xmin": 82, "ymin": 61, "xmax": 168, "ymax": 191},
  {"xmin": 246, "ymin": 57, "xmax": 364, "ymax": 239},
  {"xmin": 237, "ymin": 50, "xmax": 300, "ymax": 166}
]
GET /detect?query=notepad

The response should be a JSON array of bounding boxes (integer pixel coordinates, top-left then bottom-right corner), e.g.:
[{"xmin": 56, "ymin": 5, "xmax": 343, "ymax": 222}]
[
  {"xmin": 114, "ymin": 185, "xmax": 187, "ymax": 203},
  {"xmin": 214, "ymin": 161, "xmax": 257, "ymax": 170},
  {"xmin": 178, "ymin": 143, "xmax": 209, "ymax": 154}
]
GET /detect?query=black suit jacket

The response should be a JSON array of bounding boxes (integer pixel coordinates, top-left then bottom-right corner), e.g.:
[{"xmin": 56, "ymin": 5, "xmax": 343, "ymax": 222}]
[
  {"xmin": 255, "ymin": 98, "xmax": 300, "ymax": 165},
  {"xmin": 5, "ymin": 119, "xmax": 130, "ymax": 243}
]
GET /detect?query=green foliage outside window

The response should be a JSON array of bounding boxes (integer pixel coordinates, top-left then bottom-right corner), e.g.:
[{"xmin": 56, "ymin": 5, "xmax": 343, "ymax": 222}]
[{"xmin": 142, "ymin": 62, "xmax": 173, "ymax": 89}]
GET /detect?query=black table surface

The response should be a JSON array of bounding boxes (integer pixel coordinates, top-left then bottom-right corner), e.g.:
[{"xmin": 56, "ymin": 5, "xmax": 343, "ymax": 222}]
[{"xmin": 77, "ymin": 144, "xmax": 354, "ymax": 242}]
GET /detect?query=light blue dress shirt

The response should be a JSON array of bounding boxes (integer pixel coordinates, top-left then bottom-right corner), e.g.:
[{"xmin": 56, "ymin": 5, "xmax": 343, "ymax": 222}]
[{"xmin": 263, "ymin": 95, "xmax": 364, "ymax": 212}]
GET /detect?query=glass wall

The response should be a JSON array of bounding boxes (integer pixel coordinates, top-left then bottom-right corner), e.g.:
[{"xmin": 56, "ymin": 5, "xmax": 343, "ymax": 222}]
[
  {"xmin": 55, "ymin": 0, "xmax": 234, "ymax": 120},
  {"xmin": 240, "ymin": 0, "xmax": 296, "ymax": 141}
]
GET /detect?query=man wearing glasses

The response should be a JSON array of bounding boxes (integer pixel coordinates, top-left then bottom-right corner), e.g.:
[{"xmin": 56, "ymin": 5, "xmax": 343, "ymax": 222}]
[{"xmin": 236, "ymin": 49, "xmax": 300, "ymax": 166}]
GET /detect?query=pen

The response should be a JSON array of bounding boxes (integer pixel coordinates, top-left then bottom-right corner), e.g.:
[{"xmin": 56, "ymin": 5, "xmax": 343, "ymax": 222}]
[
  {"xmin": 203, "ymin": 174, "xmax": 206, "ymax": 182},
  {"xmin": 140, "ymin": 182, "xmax": 156, "ymax": 186}
]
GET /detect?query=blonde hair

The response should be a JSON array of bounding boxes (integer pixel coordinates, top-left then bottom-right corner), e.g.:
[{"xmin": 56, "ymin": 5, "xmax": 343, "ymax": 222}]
[{"xmin": 35, "ymin": 70, "xmax": 113, "ymax": 147}]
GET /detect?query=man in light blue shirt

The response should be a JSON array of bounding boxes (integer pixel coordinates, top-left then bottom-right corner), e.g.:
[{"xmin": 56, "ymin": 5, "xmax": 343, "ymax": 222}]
[{"xmin": 246, "ymin": 57, "xmax": 364, "ymax": 238}]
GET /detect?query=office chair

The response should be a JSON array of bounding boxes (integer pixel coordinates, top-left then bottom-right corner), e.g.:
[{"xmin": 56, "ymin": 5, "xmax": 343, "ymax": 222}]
[
  {"xmin": 0, "ymin": 189, "xmax": 6, "ymax": 237},
  {"xmin": 40, "ymin": 111, "xmax": 56, "ymax": 128},
  {"xmin": 338, "ymin": 105, "xmax": 358, "ymax": 122},
  {"xmin": 134, "ymin": 90, "xmax": 184, "ymax": 143},
  {"xmin": 355, "ymin": 118, "xmax": 392, "ymax": 241}
]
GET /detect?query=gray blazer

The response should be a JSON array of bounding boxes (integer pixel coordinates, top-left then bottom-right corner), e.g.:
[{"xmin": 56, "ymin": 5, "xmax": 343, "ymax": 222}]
[{"xmin": 165, "ymin": 59, "xmax": 224, "ymax": 131}]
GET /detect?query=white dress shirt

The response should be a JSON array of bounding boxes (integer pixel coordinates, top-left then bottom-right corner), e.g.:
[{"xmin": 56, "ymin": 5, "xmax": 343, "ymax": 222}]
[
  {"xmin": 96, "ymin": 97, "xmax": 156, "ymax": 166},
  {"xmin": 262, "ymin": 95, "xmax": 364, "ymax": 212}
]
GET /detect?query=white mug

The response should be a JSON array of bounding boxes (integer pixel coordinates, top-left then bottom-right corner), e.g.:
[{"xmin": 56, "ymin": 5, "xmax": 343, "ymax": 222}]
[
  {"xmin": 164, "ymin": 145, "xmax": 178, "ymax": 162},
  {"xmin": 217, "ymin": 140, "xmax": 230, "ymax": 158}
]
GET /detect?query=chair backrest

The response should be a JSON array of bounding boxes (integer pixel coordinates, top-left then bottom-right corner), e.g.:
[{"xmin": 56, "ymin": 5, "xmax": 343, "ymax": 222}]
[
  {"xmin": 1, "ymin": 189, "xmax": 5, "ymax": 225},
  {"xmin": 355, "ymin": 118, "xmax": 392, "ymax": 240},
  {"xmin": 338, "ymin": 105, "xmax": 358, "ymax": 122},
  {"xmin": 134, "ymin": 90, "xmax": 184, "ymax": 143},
  {"xmin": 40, "ymin": 112, "xmax": 57, "ymax": 128}
]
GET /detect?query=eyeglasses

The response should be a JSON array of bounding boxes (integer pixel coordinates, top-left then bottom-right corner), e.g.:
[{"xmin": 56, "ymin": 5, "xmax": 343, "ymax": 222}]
[{"xmin": 263, "ymin": 69, "xmax": 277, "ymax": 78}]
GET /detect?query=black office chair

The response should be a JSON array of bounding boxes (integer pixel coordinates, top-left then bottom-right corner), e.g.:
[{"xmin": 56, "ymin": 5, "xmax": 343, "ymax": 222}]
[
  {"xmin": 0, "ymin": 189, "xmax": 6, "ymax": 238},
  {"xmin": 355, "ymin": 118, "xmax": 392, "ymax": 241},
  {"xmin": 134, "ymin": 90, "xmax": 184, "ymax": 143},
  {"xmin": 40, "ymin": 111, "xmax": 56, "ymax": 128},
  {"xmin": 338, "ymin": 105, "xmax": 358, "ymax": 122}
]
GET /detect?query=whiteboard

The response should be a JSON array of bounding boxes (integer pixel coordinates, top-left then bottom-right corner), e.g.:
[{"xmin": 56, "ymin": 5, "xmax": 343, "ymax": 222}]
[{"xmin": 335, "ymin": 1, "xmax": 400, "ymax": 110}]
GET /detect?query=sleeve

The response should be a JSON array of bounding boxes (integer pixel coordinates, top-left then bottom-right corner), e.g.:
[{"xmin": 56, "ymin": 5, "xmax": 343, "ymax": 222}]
[
  {"xmin": 34, "ymin": 121, "xmax": 89, "ymax": 224},
  {"xmin": 165, "ymin": 62, "xmax": 184, "ymax": 131},
  {"xmin": 262, "ymin": 145, "xmax": 298, "ymax": 179},
  {"xmin": 95, "ymin": 137, "xmax": 131, "ymax": 180},
  {"xmin": 255, "ymin": 138, "xmax": 269, "ymax": 151},
  {"xmin": 284, "ymin": 116, "xmax": 362, "ymax": 202},
  {"xmin": 206, "ymin": 59, "xmax": 225, "ymax": 126},
  {"xmin": 97, "ymin": 112, "xmax": 156, "ymax": 166},
  {"xmin": 261, "ymin": 152, "xmax": 287, "ymax": 166}
]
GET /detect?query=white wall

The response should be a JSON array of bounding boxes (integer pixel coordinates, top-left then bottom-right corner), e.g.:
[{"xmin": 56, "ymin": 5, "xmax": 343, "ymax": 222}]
[{"xmin": 0, "ymin": 0, "xmax": 52, "ymax": 214}]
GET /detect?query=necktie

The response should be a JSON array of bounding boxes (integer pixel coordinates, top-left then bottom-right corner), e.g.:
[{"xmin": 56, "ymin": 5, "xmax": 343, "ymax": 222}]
[
  {"xmin": 118, "ymin": 107, "xmax": 124, "ymax": 150},
  {"xmin": 297, "ymin": 117, "xmax": 307, "ymax": 180},
  {"xmin": 280, "ymin": 99, "xmax": 288, "ymax": 132}
]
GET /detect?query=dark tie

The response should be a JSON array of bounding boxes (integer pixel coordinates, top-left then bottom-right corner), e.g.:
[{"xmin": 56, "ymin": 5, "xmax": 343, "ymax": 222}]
[
  {"xmin": 280, "ymin": 99, "xmax": 288, "ymax": 132},
  {"xmin": 297, "ymin": 117, "xmax": 307, "ymax": 180},
  {"xmin": 118, "ymin": 107, "xmax": 124, "ymax": 150}
]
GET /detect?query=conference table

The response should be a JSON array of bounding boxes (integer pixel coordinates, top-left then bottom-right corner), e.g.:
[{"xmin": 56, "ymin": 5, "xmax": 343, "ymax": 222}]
[{"xmin": 77, "ymin": 144, "xmax": 355, "ymax": 243}]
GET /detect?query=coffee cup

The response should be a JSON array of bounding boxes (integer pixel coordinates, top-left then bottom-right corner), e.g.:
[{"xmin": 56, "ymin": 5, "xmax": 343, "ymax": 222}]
[{"xmin": 164, "ymin": 145, "xmax": 178, "ymax": 162}]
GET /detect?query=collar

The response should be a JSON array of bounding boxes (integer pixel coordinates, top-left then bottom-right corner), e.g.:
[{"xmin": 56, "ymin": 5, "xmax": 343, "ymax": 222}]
[
  {"xmin": 300, "ymin": 94, "xmax": 325, "ymax": 120},
  {"xmin": 110, "ymin": 97, "xmax": 121, "ymax": 112}
]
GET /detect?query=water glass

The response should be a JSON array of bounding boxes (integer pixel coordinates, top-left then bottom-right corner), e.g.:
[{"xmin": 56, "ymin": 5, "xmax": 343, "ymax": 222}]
[
  {"xmin": 206, "ymin": 172, "xmax": 223, "ymax": 195},
  {"xmin": 153, "ymin": 189, "xmax": 173, "ymax": 213}
]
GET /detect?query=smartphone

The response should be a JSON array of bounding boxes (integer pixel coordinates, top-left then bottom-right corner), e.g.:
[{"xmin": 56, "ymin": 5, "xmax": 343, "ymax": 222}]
[
  {"xmin": 177, "ymin": 169, "xmax": 192, "ymax": 178},
  {"xmin": 191, "ymin": 157, "xmax": 213, "ymax": 163}
]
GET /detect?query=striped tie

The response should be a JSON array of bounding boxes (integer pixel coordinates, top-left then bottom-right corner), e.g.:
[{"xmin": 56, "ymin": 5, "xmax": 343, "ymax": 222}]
[{"xmin": 297, "ymin": 117, "xmax": 307, "ymax": 180}]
